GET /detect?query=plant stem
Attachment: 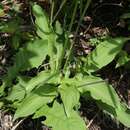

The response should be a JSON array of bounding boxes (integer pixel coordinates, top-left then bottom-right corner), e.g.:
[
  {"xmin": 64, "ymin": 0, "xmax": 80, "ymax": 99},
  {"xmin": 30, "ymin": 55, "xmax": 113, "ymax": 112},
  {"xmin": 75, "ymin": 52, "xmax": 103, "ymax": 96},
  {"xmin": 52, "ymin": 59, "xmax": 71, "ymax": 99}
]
[
  {"xmin": 53, "ymin": 0, "xmax": 67, "ymax": 22},
  {"xmin": 80, "ymin": 0, "xmax": 83, "ymax": 16},
  {"xmin": 64, "ymin": 0, "xmax": 92, "ymax": 70},
  {"xmin": 50, "ymin": 0, "xmax": 55, "ymax": 25},
  {"xmin": 58, "ymin": 0, "xmax": 78, "ymax": 70}
]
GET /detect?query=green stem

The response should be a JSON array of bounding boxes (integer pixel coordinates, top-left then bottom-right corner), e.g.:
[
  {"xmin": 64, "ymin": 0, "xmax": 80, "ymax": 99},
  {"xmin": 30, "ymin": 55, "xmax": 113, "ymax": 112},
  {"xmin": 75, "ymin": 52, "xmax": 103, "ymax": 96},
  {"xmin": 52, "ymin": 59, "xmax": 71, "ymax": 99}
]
[
  {"xmin": 58, "ymin": 0, "xmax": 78, "ymax": 70},
  {"xmin": 53, "ymin": 0, "xmax": 67, "ymax": 22},
  {"xmin": 80, "ymin": 0, "xmax": 83, "ymax": 16},
  {"xmin": 64, "ymin": 0, "xmax": 92, "ymax": 70},
  {"xmin": 50, "ymin": 0, "xmax": 55, "ymax": 25},
  {"xmin": 76, "ymin": 0, "xmax": 92, "ymax": 34}
]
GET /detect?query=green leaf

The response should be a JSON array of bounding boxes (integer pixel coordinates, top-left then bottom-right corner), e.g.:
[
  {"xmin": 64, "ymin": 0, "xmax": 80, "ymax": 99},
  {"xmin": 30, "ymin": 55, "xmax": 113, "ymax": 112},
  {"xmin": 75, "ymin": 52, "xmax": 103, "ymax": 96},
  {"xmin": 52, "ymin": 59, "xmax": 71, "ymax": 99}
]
[
  {"xmin": 12, "ymin": 33, "xmax": 20, "ymax": 50},
  {"xmin": 97, "ymin": 101, "xmax": 130, "ymax": 127},
  {"xmin": 34, "ymin": 101, "xmax": 87, "ymax": 130},
  {"xmin": 55, "ymin": 34, "xmax": 65, "ymax": 70},
  {"xmin": 24, "ymin": 70, "xmax": 58, "ymax": 93},
  {"xmin": 116, "ymin": 51, "xmax": 130, "ymax": 68},
  {"xmin": 70, "ymin": 75, "xmax": 130, "ymax": 127},
  {"xmin": 21, "ymin": 39, "xmax": 48, "ymax": 70},
  {"xmin": 32, "ymin": 3, "xmax": 56, "ymax": 70},
  {"xmin": 7, "ymin": 39, "xmax": 48, "ymax": 81},
  {"xmin": 55, "ymin": 21, "xmax": 63, "ymax": 35},
  {"xmin": 32, "ymin": 4, "xmax": 65, "ymax": 71},
  {"xmin": 80, "ymin": 79, "xmax": 120, "ymax": 108},
  {"xmin": 116, "ymin": 103, "xmax": 130, "ymax": 127},
  {"xmin": 32, "ymin": 4, "xmax": 52, "ymax": 39},
  {"xmin": 0, "ymin": 6, "xmax": 4, "ymax": 17},
  {"xmin": 59, "ymin": 84, "xmax": 80, "ymax": 117},
  {"xmin": 85, "ymin": 37, "xmax": 128, "ymax": 72},
  {"xmin": 6, "ymin": 83, "xmax": 26, "ymax": 102},
  {"xmin": 63, "ymin": 75, "xmax": 120, "ymax": 108},
  {"xmin": 14, "ymin": 84, "xmax": 57, "ymax": 120},
  {"xmin": 0, "ymin": 19, "xmax": 19, "ymax": 33},
  {"xmin": 0, "ymin": 102, "xmax": 4, "ymax": 108},
  {"xmin": 0, "ymin": 39, "xmax": 46, "ymax": 95}
]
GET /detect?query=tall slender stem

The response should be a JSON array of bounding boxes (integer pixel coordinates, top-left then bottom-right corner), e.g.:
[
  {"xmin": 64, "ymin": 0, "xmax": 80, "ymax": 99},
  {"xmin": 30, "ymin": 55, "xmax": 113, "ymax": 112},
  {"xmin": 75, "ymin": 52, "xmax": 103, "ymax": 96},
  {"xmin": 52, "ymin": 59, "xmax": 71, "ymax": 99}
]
[
  {"xmin": 50, "ymin": 0, "xmax": 55, "ymax": 25},
  {"xmin": 64, "ymin": 0, "xmax": 92, "ymax": 70},
  {"xmin": 53, "ymin": 0, "xmax": 67, "ymax": 22},
  {"xmin": 58, "ymin": 0, "xmax": 78, "ymax": 70}
]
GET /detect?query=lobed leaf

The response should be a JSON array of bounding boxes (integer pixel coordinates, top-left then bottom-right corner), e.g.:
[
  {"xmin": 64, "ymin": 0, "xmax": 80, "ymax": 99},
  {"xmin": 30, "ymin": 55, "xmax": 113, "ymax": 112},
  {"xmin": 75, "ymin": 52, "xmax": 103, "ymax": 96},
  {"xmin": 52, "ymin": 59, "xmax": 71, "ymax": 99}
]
[
  {"xmin": 34, "ymin": 101, "xmax": 87, "ymax": 130},
  {"xmin": 32, "ymin": 4, "xmax": 51, "ymax": 38},
  {"xmin": 63, "ymin": 75, "xmax": 130, "ymax": 127},
  {"xmin": 7, "ymin": 39, "xmax": 48, "ymax": 82},
  {"xmin": 32, "ymin": 4, "xmax": 65, "ymax": 71},
  {"xmin": 14, "ymin": 84, "xmax": 57, "ymax": 120},
  {"xmin": 63, "ymin": 75, "xmax": 120, "ymax": 108}
]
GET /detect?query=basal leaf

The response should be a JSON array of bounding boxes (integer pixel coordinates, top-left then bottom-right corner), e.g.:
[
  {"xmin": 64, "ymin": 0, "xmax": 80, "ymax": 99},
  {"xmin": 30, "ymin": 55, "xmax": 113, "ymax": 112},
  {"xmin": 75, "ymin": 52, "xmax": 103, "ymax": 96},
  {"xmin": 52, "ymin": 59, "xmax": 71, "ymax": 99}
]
[
  {"xmin": 59, "ymin": 84, "xmax": 80, "ymax": 117},
  {"xmin": 63, "ymin": 75, "xmax": 120, "ymax": 108},
  {"xmin": 0, "ymin": 19, "xmax": 19, "ymax": 33},
  {"xmin": 0, "ymin": 39, "xmax": 49, "ymax": 94},
  {"xmin": 79, "ymin": 78, "xmax": 121, "ymax": 108},
  {"xmin": 69, "ymin": 75, "xmax": 130, "ymax": 127},
  {"xmin": 85, "ymin": 37, "xmax": 128, "ymax": 72},
  {"xmin": 6, "ymin": 83, "xmax": 26, "ymax": 102},
  {"xmin": 34, "ymin": 101, "xmax": 87, "ymax": 130},
  {"xmin": 116, "ymin": 103, "xmax": 130, "ymax": 127},
  {"xmin": 14, "ymin": 84, "xmax": 57, "ymax": 120},
  {"xmin": 7, "ymin": 39, "xmax": 48, "ymax": 82},
  {"xmin": 24, "ymin": 70, "xmax": 58, "ymax": 93},
  {"xmin": 97, "ymin": 101, "xmax": 130, "ymax": 127}
]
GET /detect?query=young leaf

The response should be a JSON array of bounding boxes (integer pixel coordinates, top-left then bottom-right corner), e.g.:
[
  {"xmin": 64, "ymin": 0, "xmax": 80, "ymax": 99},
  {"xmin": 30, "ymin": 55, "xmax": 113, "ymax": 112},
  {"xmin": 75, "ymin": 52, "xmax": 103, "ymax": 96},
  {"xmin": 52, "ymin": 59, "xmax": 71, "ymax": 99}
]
[
  {"xmin": 34, "ymin": 101, "xmax": 87, "ymax": 130},
  {"xmin": 55, "ymin": 21, "xmax": 63, "ymax": 35},
  {"xmin": 85, "ymin": 37, "xmax": 128, "ymax": 72},
  {"xmin": 59, "ymin": 84, "xmax": 80, "ymax": 117},
  {"xmin": 14, "ymin": 84, "xmax": 57, "ymax": 120}
]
